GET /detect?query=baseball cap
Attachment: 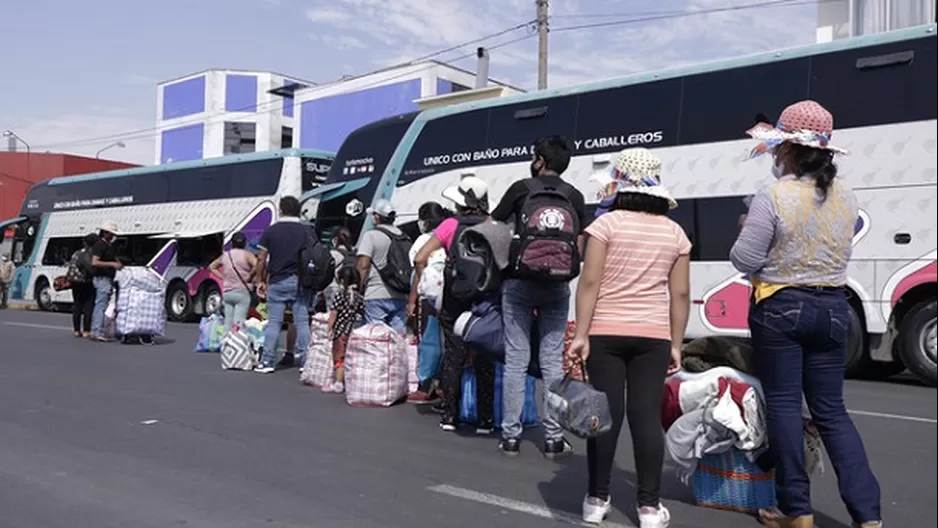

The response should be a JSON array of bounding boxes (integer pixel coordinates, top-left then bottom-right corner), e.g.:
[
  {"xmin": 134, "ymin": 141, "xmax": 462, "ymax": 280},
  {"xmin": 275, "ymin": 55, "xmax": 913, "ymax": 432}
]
[
  {"xmin": 366, "ymin": 199, "xmax": 396, "ymax": 218},
  {"xmin": 442, "ymin": 176, "xmax": 489, "ymax": 209}
]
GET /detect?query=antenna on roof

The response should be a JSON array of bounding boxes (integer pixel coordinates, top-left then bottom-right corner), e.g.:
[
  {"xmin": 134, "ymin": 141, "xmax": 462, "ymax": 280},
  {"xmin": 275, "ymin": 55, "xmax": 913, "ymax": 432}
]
[{"xmin": 475, "ymin": 47, "xmax": 490, "ymax": 89}]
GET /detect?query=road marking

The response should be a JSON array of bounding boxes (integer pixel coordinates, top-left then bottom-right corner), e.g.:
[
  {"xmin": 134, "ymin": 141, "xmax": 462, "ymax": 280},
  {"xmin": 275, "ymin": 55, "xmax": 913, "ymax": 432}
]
[
  {"xmin": 3, "ymin": 322, "xmax": 73, "ymax": 331},
  {"xmin": 847, "ymin": 409, "xmax": 937, "ymax": 424},
  {"xmin": 427, "ymin": 484, "xmax": 634, "ymax": 528}
]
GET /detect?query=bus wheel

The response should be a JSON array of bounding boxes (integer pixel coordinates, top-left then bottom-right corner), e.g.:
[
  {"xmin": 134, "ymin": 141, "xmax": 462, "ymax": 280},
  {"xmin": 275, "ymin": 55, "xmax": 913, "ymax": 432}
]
[
  {"xmin": 35, "ymin": 278, "xmax": 55, "ymax": 312},
  {"xmin": 898, "ymin": 300, "xmax": 937, "ymax": 387},
  {"xmin": 842, "ymin": 303, "xmax": 867, "ymax": 378},
  {"xmin": 165, "ymin": 281, "xmax": 193, "ymax": 323},
  {"xmin": 202, "ymin": 283, "xmax": 222, "ymax": 317}
]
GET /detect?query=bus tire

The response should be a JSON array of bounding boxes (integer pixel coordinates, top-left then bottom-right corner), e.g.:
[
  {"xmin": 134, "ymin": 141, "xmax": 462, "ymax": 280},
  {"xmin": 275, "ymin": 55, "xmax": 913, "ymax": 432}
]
[
  {"xmin": 35, "ymin": 278, "xmax": 55, "ymax": 312},
  {"xmin": 202, "ymin": 283, "xmax": 222, "ymax": 317},
  {"xmin": 165, "ymin": 281, "xmax": 193, "ymax": 323},
  {"xmin": 842, "ymin": 303, "xmax": 868, "ymax": 378},
  {"xmin": 897, "ymin": 300, "xmax": 937, "ymax": 387}
]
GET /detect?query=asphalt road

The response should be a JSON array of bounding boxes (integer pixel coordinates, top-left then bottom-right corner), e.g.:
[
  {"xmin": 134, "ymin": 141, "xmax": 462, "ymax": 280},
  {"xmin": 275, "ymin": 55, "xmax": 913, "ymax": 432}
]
[{"xmin": 1, "ymin": 309, "xmax": 935, "ymax": 528}]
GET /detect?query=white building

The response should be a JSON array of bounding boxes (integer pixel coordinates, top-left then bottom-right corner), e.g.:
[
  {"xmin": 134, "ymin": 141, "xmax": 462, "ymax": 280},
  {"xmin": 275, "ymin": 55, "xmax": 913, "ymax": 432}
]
[
  {"xmin": 154, "ymin": 69, "xmax": 314, "ymax": 165},
  {"xmin": 817, "ymin": 0, "xmax": 935, "ymax": 42},
  {"xmin": 153, "ymin": 60, "xmax": 523, "ymax": 164}
]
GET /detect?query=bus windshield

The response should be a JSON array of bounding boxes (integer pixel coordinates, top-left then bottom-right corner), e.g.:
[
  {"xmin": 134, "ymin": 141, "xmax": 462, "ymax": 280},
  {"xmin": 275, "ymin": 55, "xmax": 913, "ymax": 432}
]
[{"xmin": 314, "ymin": 112, "xmax": 417, "ymax": 243}]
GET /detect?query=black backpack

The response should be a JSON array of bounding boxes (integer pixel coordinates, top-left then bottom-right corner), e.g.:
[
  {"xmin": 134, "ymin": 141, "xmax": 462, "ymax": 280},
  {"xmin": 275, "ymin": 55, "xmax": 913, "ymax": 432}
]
[
  {"xmin": 298, "ymin": 229, "xmax": 336, "ymax": 291},
  {"xmin": 511, "ymin": 179, "xmax": 581, "ymax": 282},
  {"xmin": 374, "ymin": 226, "xmax": 413, "ymax": 294},
  {"xmin": 66, "ymin": 249, "xmax": 93, "ymax": 284},
  {"xmin": 335, "ymin": 247, "xmax": 358, "ymax": 272},
  {"xmin": 445, "ymin": 216, "xmax": 501, "ymax": 303}
]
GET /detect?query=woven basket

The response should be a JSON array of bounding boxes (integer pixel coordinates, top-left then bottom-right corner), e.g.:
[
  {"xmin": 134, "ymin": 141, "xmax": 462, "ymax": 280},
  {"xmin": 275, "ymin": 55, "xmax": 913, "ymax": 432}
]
[{"xmin": 693, "ymin": 449, "xmax": 776, "ymax": 513}]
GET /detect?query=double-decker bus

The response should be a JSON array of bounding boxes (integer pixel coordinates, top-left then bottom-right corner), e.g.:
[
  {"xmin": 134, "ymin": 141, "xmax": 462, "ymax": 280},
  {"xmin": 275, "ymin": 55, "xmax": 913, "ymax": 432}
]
[
  {"xmin": 0, "ymin": 148, "xmax": 333, "ymax": 321},
  {"xmin": 311, "ymin": 25, "xmax": 937, "ymax": 385}
]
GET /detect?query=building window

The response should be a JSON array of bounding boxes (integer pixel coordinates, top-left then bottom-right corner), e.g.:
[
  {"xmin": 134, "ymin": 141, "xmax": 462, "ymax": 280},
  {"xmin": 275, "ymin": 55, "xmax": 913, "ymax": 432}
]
[
  {"xmin": 281, "ymin": 126, "xmax": 293, "ymax": 149},
  {"xmin": 451, "ymin": 82, "xmax": 471, "ymax": 93},
  {"xmin": 224, "ymin": 122, "xmax": 256, "ymax": 154}
]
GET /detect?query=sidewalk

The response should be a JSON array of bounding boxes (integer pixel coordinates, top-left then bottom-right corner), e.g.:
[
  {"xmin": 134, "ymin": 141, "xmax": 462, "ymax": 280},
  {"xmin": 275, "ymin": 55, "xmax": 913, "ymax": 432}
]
[{"xmin": 2, "ymin": 299, "xmax": 38, "ymax": 310}]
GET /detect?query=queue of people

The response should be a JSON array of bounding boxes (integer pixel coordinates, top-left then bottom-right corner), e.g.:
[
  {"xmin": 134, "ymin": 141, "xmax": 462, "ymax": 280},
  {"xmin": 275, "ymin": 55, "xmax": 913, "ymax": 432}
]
[{"xmin": 50, "ymin": 99, "xmax": 880, "ymax": 528}]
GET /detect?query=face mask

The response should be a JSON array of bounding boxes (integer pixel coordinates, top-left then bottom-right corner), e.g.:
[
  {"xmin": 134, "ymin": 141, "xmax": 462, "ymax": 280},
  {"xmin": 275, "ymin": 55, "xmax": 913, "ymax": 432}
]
[
  {"xmin": 771, "ymin": 159, "xmax": 785, "ymax": 179},
  {"xmin": 418, "ymin": 220, "xmax": 429, "ymax": 234},
  {"xmin": 529, "ymin": 160, "xmax": 540, "ymax": 178}
]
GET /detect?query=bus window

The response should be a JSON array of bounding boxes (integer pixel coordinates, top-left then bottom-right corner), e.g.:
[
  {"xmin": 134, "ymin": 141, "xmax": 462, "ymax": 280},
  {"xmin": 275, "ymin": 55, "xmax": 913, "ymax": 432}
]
[
  {"xmin": 667, "ymin": 200, "xmax": 700, "ymax": 261},
  {"xmin": 576, "ymin": 79, "xmax": 681, "ymax": 153},
  {"xmin": 316, "ymin": 112, "xmax": 418, "ymax": 242},
  {"xmin": 402, "ymin": 108, "xmax": 489, "ymax": 181},
  {"xmin": 680, "ymin": 58, "xmax": 811, "ymax": 145},
  {"xmin": 694, "ymin": 195, "xmax": 748, "ymax": 261},
  {"xmin": 42, "ymin": 237, "xmax": 83, "ymax": 266},
  {"xmin": 176, "ymin": 234, "xmax": 224, "ymax": 267}
]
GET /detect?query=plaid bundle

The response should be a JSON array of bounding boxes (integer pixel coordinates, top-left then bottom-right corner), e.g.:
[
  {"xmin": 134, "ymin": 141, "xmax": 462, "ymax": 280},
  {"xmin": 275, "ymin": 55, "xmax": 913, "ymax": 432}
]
[
  {"xmin": 116, "ymin": 268, "xmax": 166, "ymax": 336},
  {"xmin": 345, "ymin": 322, "xmax": 408, "ymax": 407},
  {"xmin": 300, "ymin": 314, "xmax": 334, "ymax": 387}
]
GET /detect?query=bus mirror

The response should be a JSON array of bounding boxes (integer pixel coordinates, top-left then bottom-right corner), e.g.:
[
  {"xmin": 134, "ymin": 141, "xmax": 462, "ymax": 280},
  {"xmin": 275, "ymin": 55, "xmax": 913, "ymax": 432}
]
[{"xmin": 346, "ymin": 198, "xmax": 364, "ymax": 217}]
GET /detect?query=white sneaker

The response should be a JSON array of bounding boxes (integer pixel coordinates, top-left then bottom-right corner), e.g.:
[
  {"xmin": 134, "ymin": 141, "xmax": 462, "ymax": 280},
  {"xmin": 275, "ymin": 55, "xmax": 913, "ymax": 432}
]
[
  {"xmin": 582, "ymin": 495, "xmax": 611, "ymax": 524},
  {"xmin": 253, "ymin": 365, "xmax": 275, "ymax": 374},
  {"xmin": 637, "ymin": 504, "xmax": 670, "ymax": 528}
]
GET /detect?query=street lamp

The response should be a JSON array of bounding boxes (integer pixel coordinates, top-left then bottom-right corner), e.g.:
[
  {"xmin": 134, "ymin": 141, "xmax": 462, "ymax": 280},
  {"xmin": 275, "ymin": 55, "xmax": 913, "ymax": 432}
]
[
  {"xmin": 2, "ymin": 130, "xmax": 31, "ymax": 180},
  {"xmin": 96, "ymin": 141, "xmax": 126, "ymax": 159},
  {"xmin": 2, "ymin": 130, "xmax": 30, "ymax": 153}
]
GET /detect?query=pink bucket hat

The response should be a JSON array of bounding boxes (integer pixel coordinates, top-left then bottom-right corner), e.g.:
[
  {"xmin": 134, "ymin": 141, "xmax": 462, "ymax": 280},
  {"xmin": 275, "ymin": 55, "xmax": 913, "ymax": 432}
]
[{"xmin": 746, "ymin": 100, "xmax": 848, "ymax": 159}]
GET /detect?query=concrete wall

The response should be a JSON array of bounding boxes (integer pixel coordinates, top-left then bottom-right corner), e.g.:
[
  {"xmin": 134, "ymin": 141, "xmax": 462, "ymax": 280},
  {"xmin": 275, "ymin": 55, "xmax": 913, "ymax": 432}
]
[
  {"xmin": 0, "ymin": 153, "xmax": 137, "ymax": 222},
  {"xmin": 817, "ymin": 0, "xmax": 935, "ymax": 42}
]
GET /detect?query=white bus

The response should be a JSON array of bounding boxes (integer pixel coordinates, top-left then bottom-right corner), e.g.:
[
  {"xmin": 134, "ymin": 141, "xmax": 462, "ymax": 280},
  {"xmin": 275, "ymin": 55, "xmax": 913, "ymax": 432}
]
[
  {"xmin": 311, "ymin": 25, "xmax": 937, "ymax": 386},
  {"xmin": 1, "ymin": 148, "xmax": 334, "ymax": 321}
]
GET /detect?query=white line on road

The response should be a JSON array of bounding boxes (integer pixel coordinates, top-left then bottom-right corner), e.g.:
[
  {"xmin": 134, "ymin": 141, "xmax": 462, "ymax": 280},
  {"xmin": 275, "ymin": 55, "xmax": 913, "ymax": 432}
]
[
  {"xmin": 427, "ymin": 484, "xmax": 634, "ymax": 528},
  {"xmin": 3, "ymin": 322, "xmax": 74, "ymax": 331},
  {"xmin": 848, "ymin": 409, "xmax": 937, "ymax": 424}
]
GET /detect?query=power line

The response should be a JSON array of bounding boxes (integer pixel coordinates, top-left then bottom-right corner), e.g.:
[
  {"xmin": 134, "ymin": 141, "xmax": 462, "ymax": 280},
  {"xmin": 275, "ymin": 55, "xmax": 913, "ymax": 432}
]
[
  {"xmin": 552, "ymin": 0, "xmax": 830, "ymax": 33},
  {"xmin": 30, "ymin": 0, "xmax": 834, "ymax": 150},
  {"xmin": 30, "ymin": 21, "xmax": 537, "ymax": 151}
]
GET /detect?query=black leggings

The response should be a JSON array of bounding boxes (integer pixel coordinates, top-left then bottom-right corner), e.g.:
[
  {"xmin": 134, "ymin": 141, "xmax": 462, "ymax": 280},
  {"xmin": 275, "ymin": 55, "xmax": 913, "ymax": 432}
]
[
  {"xmin": 586, "ymin": 335, "xmax": 670, "ymax": 507},
  {"xmin": 71, "ymin": 282, "xmax": 95, "ymax": 333},
  {"xmin": 438, "ymin": 307, "xmax": 496, "ymax": 424}
]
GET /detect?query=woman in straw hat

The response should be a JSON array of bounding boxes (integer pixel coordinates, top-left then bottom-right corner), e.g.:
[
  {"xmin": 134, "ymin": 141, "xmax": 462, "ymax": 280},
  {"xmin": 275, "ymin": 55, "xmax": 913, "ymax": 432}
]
[
  {"xmin": 568, "ymin": 147, "xmax": 690, "ymax": 527},
  {"xmin": 731, "ymin": 100, "xmax": 882, "ymax": 528}
]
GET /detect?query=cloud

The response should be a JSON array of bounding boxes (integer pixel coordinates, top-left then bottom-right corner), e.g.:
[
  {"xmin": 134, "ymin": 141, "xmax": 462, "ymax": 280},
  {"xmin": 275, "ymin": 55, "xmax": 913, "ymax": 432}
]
[
  {"xmin": 4, "ymin": 114, "xmax": 155, "ymax": 165},
  {"xmin": 305, "ymin": 8, "xmax": 353, "ymax": 24},
  {"xmin": 309, "ymin": 33, "xmax": 366, "ymax": 51},
  {"xmin": 301, "ymin": 0, "xmax": 816, "ymax": 90}
]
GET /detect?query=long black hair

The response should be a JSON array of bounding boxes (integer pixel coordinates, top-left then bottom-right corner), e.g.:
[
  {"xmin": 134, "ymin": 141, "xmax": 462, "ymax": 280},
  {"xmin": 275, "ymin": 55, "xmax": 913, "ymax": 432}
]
[
  {"xmin": 418, "ymin": 201, "xmax": 454, "ymax": 231},
  {"xmin": 780, "ymin": 143, "xmax": 838, "ymax": 200},
  {"xmin": 337, "ymin": 266, "xmax": 360, "ymax": 290},
  {"xmin": 609, "ymin": 192, "xmax": 670, "ymax": 216}
]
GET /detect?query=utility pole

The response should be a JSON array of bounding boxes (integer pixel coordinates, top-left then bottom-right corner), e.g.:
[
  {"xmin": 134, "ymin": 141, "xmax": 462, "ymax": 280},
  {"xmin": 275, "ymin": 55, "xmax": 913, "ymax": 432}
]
[{"xmin": 536, "ymin": 0, "xmax": 549, "ymax": 90}]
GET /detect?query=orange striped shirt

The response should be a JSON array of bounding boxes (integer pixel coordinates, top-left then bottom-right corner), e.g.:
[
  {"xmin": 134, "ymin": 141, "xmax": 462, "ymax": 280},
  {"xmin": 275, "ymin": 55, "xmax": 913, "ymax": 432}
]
[{"xmin": 584, "ymin": 210, "xmax": 692, "ymax": 340}]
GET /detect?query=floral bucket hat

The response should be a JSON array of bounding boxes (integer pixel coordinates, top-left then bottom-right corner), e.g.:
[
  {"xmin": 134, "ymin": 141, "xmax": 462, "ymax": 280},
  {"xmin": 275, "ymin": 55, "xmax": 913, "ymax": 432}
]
[
  {"xmin": 593, "ymin": 147, "xmax": 678, "ymax": 209},
  {"xmin": 747, "ymin": 99, "xmax": 848, "ymax": 159}
]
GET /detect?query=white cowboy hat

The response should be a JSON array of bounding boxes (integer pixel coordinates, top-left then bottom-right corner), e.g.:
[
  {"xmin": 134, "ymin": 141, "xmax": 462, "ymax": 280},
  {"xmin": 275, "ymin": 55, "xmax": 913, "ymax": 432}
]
[
  {"xmin": 442, "ymin": 175, "xmax": 489, "ymax": 210},
  {"xmin": 98, "ymin": 220, "xmax": 119, "ymax": 234}
]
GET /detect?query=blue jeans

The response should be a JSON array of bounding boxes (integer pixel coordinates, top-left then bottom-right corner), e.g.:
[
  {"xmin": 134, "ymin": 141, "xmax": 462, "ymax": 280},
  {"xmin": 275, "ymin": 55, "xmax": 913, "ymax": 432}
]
[
  {"xmin": 500, "ymin": 278, "xmax": 569, "ymax": 441},
  {"xmin": 91, "ymin": 276, "xmax": 113, "ymax": 337},
  {"xmin": 751, "ymin": 287, "xmax": 881, "ymax": 522},
  {"xmin": 223, "ymin": 289, "xmax": 252, "ymax": 334},
  {"xmin": 260, "ymin": 276, "xmax": 311, "ymax": 368},
  {"xmin": 363, "ymin": 298, "xmax": 407, "ymax": 334}
]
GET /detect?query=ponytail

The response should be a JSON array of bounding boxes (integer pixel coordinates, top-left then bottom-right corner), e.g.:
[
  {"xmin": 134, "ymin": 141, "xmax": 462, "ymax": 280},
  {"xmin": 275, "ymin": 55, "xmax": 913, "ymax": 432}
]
[{"xmin": 788, "ymin": 144, "xmax": 838, "ymax": 200}]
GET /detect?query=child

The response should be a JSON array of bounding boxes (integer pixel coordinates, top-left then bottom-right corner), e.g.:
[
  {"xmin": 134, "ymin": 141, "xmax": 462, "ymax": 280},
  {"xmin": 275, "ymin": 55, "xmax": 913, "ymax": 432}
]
[{"xmin": 323, "ymin": 266, "xmax": 364, "ymax": 393}]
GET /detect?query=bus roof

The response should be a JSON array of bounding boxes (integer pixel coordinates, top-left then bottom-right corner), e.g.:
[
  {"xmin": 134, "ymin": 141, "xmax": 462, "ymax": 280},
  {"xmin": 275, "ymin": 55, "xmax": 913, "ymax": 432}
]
[
  {"xmin": 49, "ymin": 148, "xmax": 335, "ymax": 187},
  {"xmin": 414, "ymin": 24, "xmax": 937, "ymax": 124}
]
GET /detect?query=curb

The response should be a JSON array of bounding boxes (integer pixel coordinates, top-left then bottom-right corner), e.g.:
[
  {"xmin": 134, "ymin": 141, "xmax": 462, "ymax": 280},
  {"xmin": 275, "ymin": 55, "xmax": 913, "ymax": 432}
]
[{"xmin": 4, "ymin": 302, "xmax": 38, "ymax": 311}]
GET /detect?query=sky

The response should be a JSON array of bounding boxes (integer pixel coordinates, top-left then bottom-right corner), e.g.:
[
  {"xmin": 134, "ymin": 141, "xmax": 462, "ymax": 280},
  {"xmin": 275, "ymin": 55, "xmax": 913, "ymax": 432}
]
[{"xmin": 0, "ymin": 0, "xmax": 817, "ymax": 166}]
